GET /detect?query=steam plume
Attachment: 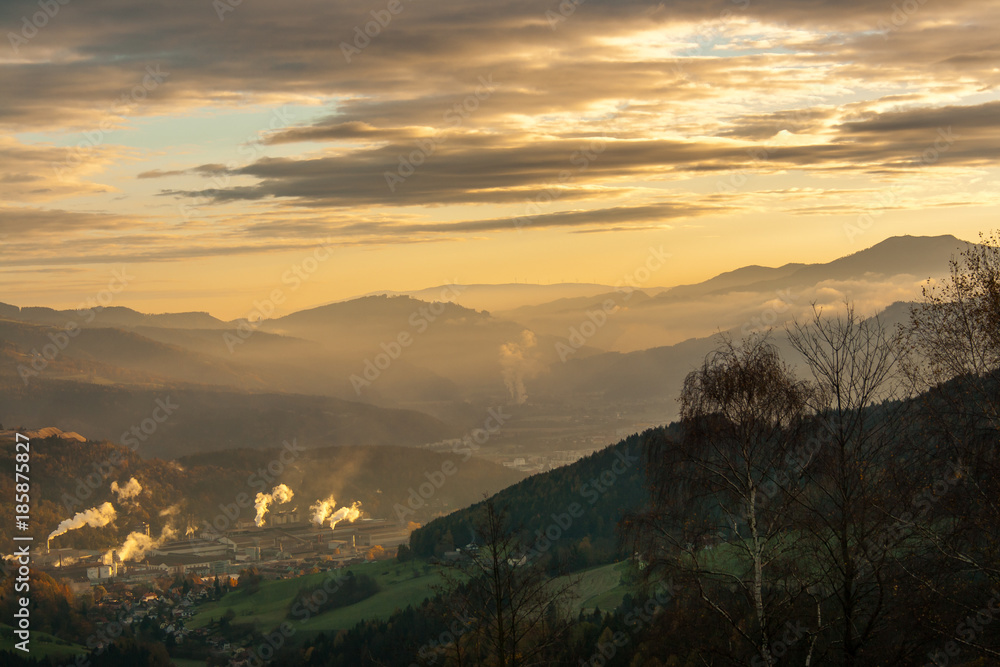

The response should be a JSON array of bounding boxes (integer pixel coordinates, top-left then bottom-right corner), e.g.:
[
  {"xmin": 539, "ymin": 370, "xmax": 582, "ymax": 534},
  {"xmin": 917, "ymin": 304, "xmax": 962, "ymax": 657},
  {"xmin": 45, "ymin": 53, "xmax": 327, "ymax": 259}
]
[
  {"xmin": 110, "ymin": 477, "xmax": 142, "ymax": 502},
  {"xmin": 310, "ymin": 496, "xmax": 362, "ymax": 530},
  {"xmin": 328, "ymin": 502, "xmax": 362, "ymax": 530},
  {"xmin": 310, "ymin": 496, "xmax": 336, "ymax": 525},
  {"xmin": 106, "ymin": 524, "xmax": 177, "ymax": 563},
  {"xmin": 499, "ymin": 330, "xmax": 538, "ymax": 404},
  {"xmin": 254, "ymin": 483, "xmax": 294, "ymax": 527},
  {"xmin": 159, "ymin": 504, "xmax": 180, "ymax": 517},
  {"xmin": 48, "ymin": 502, "xmax": 116, "ymax": 544}
]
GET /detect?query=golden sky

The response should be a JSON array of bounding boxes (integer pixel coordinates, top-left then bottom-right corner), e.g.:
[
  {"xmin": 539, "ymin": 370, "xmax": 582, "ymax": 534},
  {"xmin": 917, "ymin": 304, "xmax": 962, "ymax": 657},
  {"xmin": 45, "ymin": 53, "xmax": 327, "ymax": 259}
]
[{"xmin": 1, "ymin": 0, "xmax": 997, "ymax": 319}]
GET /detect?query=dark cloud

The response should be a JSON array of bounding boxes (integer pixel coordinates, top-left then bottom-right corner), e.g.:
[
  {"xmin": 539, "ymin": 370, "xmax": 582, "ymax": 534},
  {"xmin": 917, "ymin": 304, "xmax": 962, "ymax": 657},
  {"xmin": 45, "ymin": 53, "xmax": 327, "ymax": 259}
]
[
  {"xmin": 1, "ymin": 0, "xmax": 997, "ymax": 270},
  {"xmin": 0, "ymin": 206, "xmax": 138, "ymax": 236},
  {"xmin": 163, "ymin": 111, "xmax": 1000, "ymax": 210},
  {"xmin": 840, "ymin": 101, "xmax": 1000, "ymax": 135},
  {"xmin": 719, "ymin": 108, "xmax": 837, "ymax": 141}
]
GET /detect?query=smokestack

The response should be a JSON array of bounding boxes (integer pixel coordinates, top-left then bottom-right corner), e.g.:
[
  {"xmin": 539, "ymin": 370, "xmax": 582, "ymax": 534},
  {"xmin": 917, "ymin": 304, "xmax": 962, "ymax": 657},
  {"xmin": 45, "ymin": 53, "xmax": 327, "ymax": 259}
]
[
  {"xmin": 104, "ymin": 523, "xmax": 177, "ymax": 563},
  {"xmin": 254, "ymin": 484, "xmax": 294, "ymax": 527},
  {"xmin": 48, "ymin": 502, "xmax": 116, "ymax": 544}
]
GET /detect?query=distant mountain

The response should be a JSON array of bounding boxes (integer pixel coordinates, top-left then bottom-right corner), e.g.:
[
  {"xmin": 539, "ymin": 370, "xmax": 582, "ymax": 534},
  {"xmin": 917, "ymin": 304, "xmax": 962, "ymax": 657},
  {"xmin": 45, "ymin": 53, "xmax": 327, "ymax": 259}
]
[
  {"xmin": 341, "ymin": 283, "xmax": 619, "ymax": 313},
  {"xmin": 0, "ymin": 235, "xmax": 971, "ymax": 466},
  {"xmin": 531, "ymin": 300, "xmax": 923, "ymax": 424},
  {"xmin": 656, "ymin": 263, "xmax": 806, "ymax": 301},
  {"xmin": 256, "ymin": 294, "xmax": 565, "ymax": 404},
  {"xmin": 0, "ymin": 319, "xmax": 264, "ymax": 389},
  {"xmin": 497, "ymin": 235, "xmax": 971, "ymax": 355},
  {"xmin": 0, "ymin": 378, "xmax": 460, "ymax": 459},
  {"xmin": 656, "ymin": 234, "xmax": 969, "ymax": 300},
  {"xmin": 497, "ymin": 289, "xmax": 655, "ymax": 321},
  {"xmin": 260, "ymin": 294, "xmax": 490, "ymax": 342},
  {"xmin": 0, "ymin": 303, "xmax": 228, "ymax": 330}
]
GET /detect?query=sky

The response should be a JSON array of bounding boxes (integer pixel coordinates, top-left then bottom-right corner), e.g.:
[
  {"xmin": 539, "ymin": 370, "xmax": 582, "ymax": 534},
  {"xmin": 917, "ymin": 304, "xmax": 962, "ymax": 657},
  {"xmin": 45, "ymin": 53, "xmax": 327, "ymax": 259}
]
[{"xmin": 1, "ymin": 0, "xmax": 997, "ymax": 320}]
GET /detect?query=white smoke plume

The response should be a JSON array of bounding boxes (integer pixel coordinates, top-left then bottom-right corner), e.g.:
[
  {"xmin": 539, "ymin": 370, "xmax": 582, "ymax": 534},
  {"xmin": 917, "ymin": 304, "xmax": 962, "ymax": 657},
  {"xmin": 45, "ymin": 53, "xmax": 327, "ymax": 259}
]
[
  {"xmin": 110, "ymin": 477, "xmax": 142, "ymax": 502},
  {"xmin": 499, "ymin": 329, "xmax": 538, "ymax": 405},
  {"xmin": 254, "ymin": 483, "xmax": 294, "ymax": 527},
  {"xmin": 159, "ymin": 504, "xmax": 180, "ymax": 517},
  {"xmin": 106, "ymin": 524, "xmax": 177, "ymax": 563},
  {"xmin": 310, "ymin": 496, "xmax": 362, "ymax": 530},
  {"xmin": 48, "ymin": 502, "xmax": 116, "ymax": 544},
  {"xmin": 328, "ymin": 502, "xmax": 362, "ymax": 530},
  {"xmin": 310, "ymin": 496, "xmax": 336, "ymax": 525}
]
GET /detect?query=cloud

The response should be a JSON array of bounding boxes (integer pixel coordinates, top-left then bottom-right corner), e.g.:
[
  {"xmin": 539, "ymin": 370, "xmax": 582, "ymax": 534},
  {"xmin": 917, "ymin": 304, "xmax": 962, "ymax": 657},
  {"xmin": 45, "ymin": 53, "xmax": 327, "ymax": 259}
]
[
  {"xmin": 0, "ymin": 137, "xmax": 124, "ymax": 202},
  {"xmin": 0, "ymin": 0, "xmax": 998, "ymax": 277}
]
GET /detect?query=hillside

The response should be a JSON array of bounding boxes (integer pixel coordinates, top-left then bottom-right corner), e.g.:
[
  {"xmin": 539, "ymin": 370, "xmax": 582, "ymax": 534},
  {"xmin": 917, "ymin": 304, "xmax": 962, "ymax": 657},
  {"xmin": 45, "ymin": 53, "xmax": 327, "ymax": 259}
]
[
  {"xmin": 410, "ymin": 427, "xmax": 659, "ymax": 568},
  {"xmin": 0, "ymin": 303, "xmax": 229, "ymax": 330},
  {"xmin": 343, "ymin": 283, "xmax": 617, "ymax": 313},
  {"xmin": 658, "ymin": 234, "xmax": 968, "ymax": 299},
  {"xmin": 0, "ymin": 319, "xmax": 263, "ymax": 389},
  {"xmin": 0, "ymin": 378, "xmax": 459, "ymax": 459},
  {"xmin": 0, "ymin": 434, "xmax": 525, "ymax": 549}
]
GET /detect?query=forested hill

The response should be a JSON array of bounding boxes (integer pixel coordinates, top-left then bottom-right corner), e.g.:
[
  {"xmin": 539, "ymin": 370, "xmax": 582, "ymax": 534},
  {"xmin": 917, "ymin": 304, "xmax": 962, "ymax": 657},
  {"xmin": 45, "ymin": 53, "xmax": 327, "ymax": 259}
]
[
  {"xmin": 409, "ymin": 427, "xmax": 671, "ymax": 568},
  {"xmin": 407, "ymin": 365, "xmax": 998, "ymax": 573},
  {"xmin": 0, "ymin": 436, "xmax": 526, "ymax": 549}
]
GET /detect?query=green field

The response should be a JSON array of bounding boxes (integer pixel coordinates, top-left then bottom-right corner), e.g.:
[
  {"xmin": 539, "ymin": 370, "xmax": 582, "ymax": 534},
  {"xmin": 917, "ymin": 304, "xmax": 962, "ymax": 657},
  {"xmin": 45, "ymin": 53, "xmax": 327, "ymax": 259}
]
[
  {"xmin": 188, "ymin": 559, "xmax": 636, "ymax": 645},
  {"xmin": 0, "ymin": 562, "xmax": 635, "ymax": 663},
  {"xmin": 0, "ymin": 623, "xmax": 89, "ymax": 660},
  {"xmin": 558, "ymin": 562, "xmax": 633, "ymax": 613},
  {"xmin": 187, "ymin": 560, "xmax": 450, "ymax": 639}
]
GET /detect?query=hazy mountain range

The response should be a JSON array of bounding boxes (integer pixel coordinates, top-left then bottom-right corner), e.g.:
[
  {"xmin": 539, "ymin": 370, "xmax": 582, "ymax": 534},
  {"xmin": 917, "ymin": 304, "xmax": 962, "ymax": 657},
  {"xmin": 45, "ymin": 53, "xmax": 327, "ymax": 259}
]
[{"xmin": 0, "ymin": 234, "xmax": 972, "ymax": 459}]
